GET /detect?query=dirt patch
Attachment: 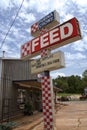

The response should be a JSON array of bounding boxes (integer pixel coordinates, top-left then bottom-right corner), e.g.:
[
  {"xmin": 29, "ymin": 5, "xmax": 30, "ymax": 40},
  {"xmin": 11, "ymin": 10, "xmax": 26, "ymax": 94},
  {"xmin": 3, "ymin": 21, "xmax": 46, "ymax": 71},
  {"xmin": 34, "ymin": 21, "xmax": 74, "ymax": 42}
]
[{"xmin": 32, "ymin": 101, "xmax": 87, "ymax": 130}]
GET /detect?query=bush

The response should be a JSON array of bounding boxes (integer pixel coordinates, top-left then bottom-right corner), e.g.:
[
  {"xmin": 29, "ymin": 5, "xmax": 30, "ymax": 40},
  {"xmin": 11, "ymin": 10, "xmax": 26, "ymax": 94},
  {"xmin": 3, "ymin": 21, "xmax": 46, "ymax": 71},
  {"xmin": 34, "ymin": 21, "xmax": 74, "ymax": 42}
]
[
  {"xmin": 61, "ymin": 96, "xmax": 69, "ymax": 101},
  {"xmin": 24, "ymin": 101, "xmax": 34, "ymax": 115}
]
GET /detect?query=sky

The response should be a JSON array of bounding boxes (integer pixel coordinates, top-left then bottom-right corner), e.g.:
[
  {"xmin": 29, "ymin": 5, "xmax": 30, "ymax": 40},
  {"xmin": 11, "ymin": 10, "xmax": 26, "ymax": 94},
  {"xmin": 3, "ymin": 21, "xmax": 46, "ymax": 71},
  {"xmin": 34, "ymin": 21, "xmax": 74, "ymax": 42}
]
[{"xmin": 0, "ymin": 0, "xmax": 87, "ymax": 78}]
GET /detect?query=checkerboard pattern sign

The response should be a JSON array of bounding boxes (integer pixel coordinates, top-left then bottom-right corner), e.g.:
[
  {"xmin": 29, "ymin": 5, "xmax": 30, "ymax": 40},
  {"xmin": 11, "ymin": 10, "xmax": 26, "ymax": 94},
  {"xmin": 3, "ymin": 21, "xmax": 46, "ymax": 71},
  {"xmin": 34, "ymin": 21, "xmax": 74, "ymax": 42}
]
[
  {"xmin": 21, "ymin": 42, "xmax": 31, "ymax": 57},
  {"xmin": 42, "ymin": 76, "xmax": 55, "ymax": 130},
  {"xmin": 31, "ymin": 22, "xmax": 39, "ymax": 34},
  {"xmin": 31, "ymin": 10, "xmax": 60, "ymax": 37},
  {"xmin": 41, "ymin": 49, "xmax": 50, "ymax": 57}
]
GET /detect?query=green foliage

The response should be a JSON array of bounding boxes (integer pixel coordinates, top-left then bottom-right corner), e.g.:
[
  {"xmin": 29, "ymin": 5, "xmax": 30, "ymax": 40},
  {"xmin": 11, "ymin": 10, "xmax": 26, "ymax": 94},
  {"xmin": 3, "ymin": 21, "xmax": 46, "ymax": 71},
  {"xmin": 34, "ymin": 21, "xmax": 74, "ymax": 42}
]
[
  {"xmin": 53, "ymin": 70, "xmax": 87, "ymax": 94},
  {"xmin": 25, "ymin": 101, "xmax": 33, "ymax": 111},
  {"xmin": 57, "ymin": 93, "xmax": 76, "ymax": 96},
  {"xmin": 82, "ymin": 69, "xmax": 87, "ymax": 79},
  {"xmin": 24, "ymin": 101, "xmax": 34, "ymax": 115}
]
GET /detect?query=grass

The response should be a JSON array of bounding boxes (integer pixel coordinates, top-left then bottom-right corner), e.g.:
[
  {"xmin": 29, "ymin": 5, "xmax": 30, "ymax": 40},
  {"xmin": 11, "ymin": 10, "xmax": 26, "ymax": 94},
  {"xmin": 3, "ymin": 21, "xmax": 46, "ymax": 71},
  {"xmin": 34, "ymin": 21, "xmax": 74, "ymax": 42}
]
[{"xmin": 57, "ymin": 93, "xmax": 80, "ymax": 97}]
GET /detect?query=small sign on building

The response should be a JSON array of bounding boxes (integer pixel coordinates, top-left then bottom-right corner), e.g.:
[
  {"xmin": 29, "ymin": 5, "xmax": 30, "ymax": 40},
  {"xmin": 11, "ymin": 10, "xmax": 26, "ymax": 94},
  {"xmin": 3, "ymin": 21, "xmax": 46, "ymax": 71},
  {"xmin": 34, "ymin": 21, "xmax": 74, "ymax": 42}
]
[{"xmin": 31, "ymin": 10, "xmax": 60, "ymax": 37}]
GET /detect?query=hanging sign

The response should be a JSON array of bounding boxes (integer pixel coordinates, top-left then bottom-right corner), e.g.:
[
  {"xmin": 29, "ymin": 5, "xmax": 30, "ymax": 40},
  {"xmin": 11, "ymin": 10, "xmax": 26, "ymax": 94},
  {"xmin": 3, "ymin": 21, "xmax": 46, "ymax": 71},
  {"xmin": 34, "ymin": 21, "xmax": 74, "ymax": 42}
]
[
  {"xmin": 21, "ymin": 17, "xmax": 81, "ymax": 59},
  {"xmin": 31, "ymin": 10, "xmax": 60, "ymax": 37},
  {"xmin": 31, "ymin": 51, "xmax": 65, "ymax": 74}
]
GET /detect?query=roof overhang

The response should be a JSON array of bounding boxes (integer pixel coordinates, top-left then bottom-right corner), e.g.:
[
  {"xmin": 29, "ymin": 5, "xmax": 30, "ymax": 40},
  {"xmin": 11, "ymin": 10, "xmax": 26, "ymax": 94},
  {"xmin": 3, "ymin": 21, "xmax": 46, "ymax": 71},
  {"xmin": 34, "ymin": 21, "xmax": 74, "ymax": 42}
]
[
  {"xmin": 13, "ymin": 79, "xmax": 41, "ymax": 90},
  {"xmin": 13, "ymin": 79, "xmax": 62, "ymax": 92}
]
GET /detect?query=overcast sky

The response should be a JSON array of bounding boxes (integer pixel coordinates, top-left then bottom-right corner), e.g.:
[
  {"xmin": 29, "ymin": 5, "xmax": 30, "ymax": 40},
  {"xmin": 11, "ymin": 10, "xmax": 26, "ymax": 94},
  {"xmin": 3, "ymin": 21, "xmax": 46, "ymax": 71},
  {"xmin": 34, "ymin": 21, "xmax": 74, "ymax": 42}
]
[{"xmin": 0, "ymin": 0, "xmax": 87, "ymax": 78}]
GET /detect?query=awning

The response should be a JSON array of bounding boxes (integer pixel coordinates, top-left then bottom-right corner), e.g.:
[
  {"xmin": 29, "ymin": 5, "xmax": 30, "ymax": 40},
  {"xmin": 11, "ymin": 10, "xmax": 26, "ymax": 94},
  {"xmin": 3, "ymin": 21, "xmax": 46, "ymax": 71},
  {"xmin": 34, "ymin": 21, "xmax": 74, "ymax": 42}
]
[
  {"xmin": 13, "ymin": 79, "xmax": 62, "ymax": 92},
  {"xmin": 13, "ymin": 79, "xmax": 42, "ymax": 90}
]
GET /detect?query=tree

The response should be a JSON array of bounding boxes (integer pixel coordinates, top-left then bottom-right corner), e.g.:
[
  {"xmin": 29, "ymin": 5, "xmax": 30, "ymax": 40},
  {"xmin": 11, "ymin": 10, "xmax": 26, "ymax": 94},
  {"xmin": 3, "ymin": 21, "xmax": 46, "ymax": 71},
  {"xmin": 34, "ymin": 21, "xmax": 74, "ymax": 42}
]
[
  {"xmin": 82, "ymin": 70, "xmax": 87, "ymax": 93},
  {"xmin": 53, "ymin": 70, "xmax": 87, "ymax": 94},
  {"xmin": 62, "ymin": 82, "xmax": 69, "ymax": 93},
  {"xmin": 53, "ymin": 75, "xmax": 83, "ymax": 93},
  {"xmin": 82, "ymin": 70, "xmax": 87, "ymax": 84},
  {"xmin": 82, "ymin": 70, "xmax": 87, "ymax": 79}
]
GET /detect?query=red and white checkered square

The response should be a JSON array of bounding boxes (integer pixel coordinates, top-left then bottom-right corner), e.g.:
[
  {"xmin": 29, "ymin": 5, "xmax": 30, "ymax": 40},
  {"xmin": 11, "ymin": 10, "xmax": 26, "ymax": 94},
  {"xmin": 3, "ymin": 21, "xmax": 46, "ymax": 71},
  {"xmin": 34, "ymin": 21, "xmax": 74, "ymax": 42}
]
[
  {"xmin": 41, "ymin": 49, "xmax": 50, "ymax": 58},
  {"xmin": 21, "ymin": 42, "xmax": 31, "ymax": 58},
  {"xmin": 31, "ymin": 22, "xmax": 39, "ymax": 33},
  {"xmin": 41, "ymin": 76, "xmax": 54, "ymax": 130}
]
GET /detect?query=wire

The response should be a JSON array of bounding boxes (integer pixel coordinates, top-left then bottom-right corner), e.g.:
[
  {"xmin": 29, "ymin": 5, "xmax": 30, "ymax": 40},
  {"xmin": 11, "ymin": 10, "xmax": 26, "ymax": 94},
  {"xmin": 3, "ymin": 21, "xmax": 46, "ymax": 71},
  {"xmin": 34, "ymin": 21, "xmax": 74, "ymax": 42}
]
[{"xmin": 0, "ymin": 0, "xmax": 25, "ymax": 49}]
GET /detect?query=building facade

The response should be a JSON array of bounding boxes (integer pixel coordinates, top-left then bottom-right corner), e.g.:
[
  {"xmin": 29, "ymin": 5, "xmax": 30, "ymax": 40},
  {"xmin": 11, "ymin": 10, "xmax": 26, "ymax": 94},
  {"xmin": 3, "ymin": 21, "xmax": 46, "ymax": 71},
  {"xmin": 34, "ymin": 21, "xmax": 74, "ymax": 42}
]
[
  {"xmin": 0, "ymin": 58, "xmax": 42, "ymax": 122},
  {"xmin": 0, "ymin": 57, "xmax": 61, "ymax": 123}
]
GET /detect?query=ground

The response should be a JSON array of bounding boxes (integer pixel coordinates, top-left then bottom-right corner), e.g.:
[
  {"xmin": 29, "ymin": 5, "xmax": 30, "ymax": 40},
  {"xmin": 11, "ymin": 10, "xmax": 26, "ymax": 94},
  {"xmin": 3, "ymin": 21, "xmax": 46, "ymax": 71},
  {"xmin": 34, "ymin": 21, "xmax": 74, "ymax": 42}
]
[{"xmin": 13, "ymin": 101, "xmax": 87, "ymax": 130}]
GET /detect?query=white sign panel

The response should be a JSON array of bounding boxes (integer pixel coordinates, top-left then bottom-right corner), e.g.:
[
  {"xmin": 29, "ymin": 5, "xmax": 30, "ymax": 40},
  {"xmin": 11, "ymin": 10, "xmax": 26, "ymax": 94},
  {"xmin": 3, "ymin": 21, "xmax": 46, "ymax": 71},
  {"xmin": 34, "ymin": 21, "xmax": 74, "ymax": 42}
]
[{"xmin": 31, "ymin": 51, "xmax": 65, "ymax": 74}]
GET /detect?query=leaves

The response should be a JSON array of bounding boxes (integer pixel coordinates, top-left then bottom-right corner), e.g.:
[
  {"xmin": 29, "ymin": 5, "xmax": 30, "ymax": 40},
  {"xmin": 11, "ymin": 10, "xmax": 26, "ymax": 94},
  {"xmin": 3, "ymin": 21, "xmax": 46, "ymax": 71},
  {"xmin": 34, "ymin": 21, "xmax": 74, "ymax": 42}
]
[{"xmin": 53, "ymin": 70, "xmax": 87, "ymax": 94}]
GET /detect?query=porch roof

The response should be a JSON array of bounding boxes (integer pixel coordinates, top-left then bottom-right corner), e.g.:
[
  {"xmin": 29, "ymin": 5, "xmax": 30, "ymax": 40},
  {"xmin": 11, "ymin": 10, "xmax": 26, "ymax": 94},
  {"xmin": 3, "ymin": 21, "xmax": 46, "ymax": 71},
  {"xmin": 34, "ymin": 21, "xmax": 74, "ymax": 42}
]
[
  {"xmin": 13, "ymin": 79, "xmax": 42, "ymax": 90},
  {"xmin": 13, "ymin": 79, "xmax": 62, "ymax": 92}
]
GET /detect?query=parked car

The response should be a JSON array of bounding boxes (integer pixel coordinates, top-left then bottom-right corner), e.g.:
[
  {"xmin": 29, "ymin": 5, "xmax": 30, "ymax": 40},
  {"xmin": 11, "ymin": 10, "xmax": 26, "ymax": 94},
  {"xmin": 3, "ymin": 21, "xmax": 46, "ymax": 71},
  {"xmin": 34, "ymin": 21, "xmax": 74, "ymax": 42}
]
[{"xmin": 80, "ymin": 94, "xmax": 87, "ymax": 100}]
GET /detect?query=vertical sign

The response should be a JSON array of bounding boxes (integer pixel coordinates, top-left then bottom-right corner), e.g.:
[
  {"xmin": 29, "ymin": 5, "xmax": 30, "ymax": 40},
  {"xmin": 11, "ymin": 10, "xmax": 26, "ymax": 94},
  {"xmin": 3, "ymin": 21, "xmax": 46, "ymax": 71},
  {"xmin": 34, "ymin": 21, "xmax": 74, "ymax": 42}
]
[{"xmin": 21, "ymin": 10, "xmax": 82, "ymax": 130}]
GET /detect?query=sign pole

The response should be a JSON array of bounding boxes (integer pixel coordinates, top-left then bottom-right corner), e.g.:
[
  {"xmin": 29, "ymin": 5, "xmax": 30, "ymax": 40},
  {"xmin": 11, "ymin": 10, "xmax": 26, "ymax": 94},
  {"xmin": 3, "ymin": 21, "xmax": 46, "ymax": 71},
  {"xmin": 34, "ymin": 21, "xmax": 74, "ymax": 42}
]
[{"xmin": 41, "ymin": 49, "xmax": 56, "ymax": 130}]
